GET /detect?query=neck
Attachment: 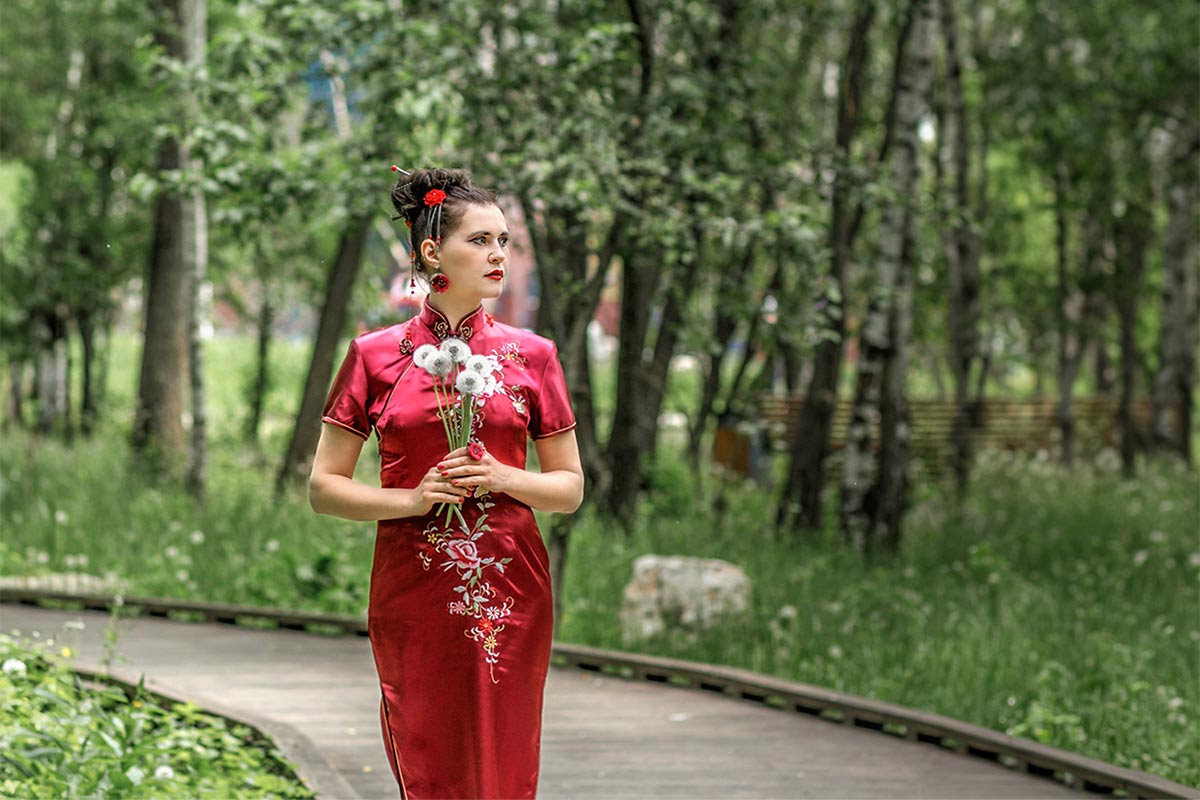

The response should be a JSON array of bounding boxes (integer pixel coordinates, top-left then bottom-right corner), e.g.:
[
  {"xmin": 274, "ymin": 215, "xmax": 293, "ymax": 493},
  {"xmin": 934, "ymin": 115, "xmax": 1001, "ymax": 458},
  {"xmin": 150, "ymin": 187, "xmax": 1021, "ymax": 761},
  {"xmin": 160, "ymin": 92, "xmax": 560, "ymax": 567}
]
[{"xmin": 428, "ymin": 295, "xmax": 481, "ymax": 330}]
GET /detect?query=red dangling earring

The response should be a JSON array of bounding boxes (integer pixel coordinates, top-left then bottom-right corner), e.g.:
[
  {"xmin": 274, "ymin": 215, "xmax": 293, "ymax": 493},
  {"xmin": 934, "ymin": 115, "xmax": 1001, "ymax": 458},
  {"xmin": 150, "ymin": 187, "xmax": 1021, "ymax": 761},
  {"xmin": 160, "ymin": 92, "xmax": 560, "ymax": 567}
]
[{"xmin": 430, "ymin": 273, "xmax": 450, "ymax": 293}]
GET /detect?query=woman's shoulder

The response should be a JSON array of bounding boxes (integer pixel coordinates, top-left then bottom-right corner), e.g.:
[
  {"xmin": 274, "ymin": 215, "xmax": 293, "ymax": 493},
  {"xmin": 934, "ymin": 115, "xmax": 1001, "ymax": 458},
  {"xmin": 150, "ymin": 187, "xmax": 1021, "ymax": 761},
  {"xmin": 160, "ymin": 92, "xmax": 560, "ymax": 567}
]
[
  {"xmin": 487, "ymin": 321, "xmax": 560, "ymax": 363},
  {"xmin": 349, "ymin": 322, "xmax": 410, "ymax": 367}
]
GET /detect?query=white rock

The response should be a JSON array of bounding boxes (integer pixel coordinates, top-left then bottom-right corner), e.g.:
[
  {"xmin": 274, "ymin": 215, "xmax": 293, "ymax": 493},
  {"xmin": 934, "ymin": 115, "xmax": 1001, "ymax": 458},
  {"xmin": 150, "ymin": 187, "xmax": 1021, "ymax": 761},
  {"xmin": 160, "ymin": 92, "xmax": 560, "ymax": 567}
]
[{"xmin": 619, "ymin": 554, "xmax": 752, "ymax": 644}]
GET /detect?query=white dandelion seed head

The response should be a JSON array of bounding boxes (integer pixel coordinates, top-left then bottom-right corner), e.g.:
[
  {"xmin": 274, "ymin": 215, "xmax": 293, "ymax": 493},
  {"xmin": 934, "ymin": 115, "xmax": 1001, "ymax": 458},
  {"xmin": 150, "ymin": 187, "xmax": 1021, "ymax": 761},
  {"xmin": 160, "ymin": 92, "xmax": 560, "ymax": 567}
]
[
  {"xmin": 413, "ymin": 344, "xmax": 438, "ymax": 369},
  {"xmin": 189, "ymin": 530, "xmax": 204, "ymax": 545},
  {"xmin": 456, "ymin": 371, "xmax": 485, "ymax": 395},
  {"xmin": 2, "ymin": 658, "xmax": 27, "ymax": 675},
  {"xmin": 425, "ymin": 352, "xmax": 453, "ymax": 378},
  {"xmin": 440, "ymin": 338, "xmax": 471, "ymax": 364},
  {"xmin": 54, "ymin": 510, "xmax": 69, "ymax": 525},
  {"xmin": 154, "ymin": 765, "xmax": 176, "ymax": 780},
  {"xmin": 482, "ymin": 374, "xmax": 499, "ymax": 396},
  {"xmin": 464, "ymin": 355, "xmax": 493, "ymax": 375},
  {"xmin": 265, "ymin": 539, "xmax": 280, "ymax": 553},
  {"xmin": 125, "ymin": 767, "xmax": 145, "ymax": 786},
  {"xmin": 164, "ymin": 545, "xmax": 180, "ymax": 560}
]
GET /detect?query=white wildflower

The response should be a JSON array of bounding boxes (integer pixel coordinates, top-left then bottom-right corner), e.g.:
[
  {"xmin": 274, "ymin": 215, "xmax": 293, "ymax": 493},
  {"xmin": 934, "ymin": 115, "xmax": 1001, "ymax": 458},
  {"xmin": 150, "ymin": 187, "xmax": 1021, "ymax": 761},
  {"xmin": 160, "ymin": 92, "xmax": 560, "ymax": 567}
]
[
  {"xmin": 125, "ymin": 766, "xmax": 145, "ymax": 786},
  {"xmin": 1189, "ymin": 552, "xmax": 1200, "ymax": 568},
  {"xmin": 828, "ymin": 645, "xmax": 843, "ymax": 659},
  {"xmin": 440, "ymin": 337, "xmax": 471, "ymax": 364},
  {"xmin": 425, "ymin": 352, "xmax": 453, "ymax": 378},
  {"xmin": 265, "ymin": 539, "xmax": 280, "ymax": 553},
  {"xmin": 154, "ymin": 765, "xmax": 176, "ymax": 780},
  {"xmin": 2, "ymin": 658, "xmax": 26, "ymax": 675},
  {"xmin": 164, "ymin": 546, "xmax": 180, "ymax": 560},
  {"xmin": 175, "ymin": 569, "xmax": 189, "ymax": 582},
  {"xmin": 776, "ymin": 604, "xmax": 798, "ymax": 621},
  {"xmin": 464, "ymin": 354, "xmax": 494, "ymax": 375},
  {"xmin": 189, "ymin": 530, "xmax": 205, "ymax": 545},
  {"xmin": 35, "ymin": 551, "xmax": 49, "ymax": 565},
  {"xmin": 413, "ymin": 344, "xmax": 438, "ymax": 369},
  {"xmin": 455, "ymin": 371, "xmax": 484, "ymax": 395},
  {"xmin": 54, "ymin": 510, "xmax": 69, "ymax": 525},
  {"xmin": 1149, "ymin": 530, "xmax": 1165, "ymax": 543},
  {"xmin": 1133, "ymin": 549, "xmax": 1149, "ymax": 567}
]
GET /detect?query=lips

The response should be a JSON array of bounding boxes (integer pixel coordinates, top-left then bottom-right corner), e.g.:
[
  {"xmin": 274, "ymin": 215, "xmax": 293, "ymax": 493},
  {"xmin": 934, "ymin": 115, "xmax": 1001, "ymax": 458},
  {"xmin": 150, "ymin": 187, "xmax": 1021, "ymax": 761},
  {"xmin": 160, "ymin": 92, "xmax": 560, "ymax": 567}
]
[{"xmin": 485, "ymin": 269, "xmax": 505, "ymax": 280}]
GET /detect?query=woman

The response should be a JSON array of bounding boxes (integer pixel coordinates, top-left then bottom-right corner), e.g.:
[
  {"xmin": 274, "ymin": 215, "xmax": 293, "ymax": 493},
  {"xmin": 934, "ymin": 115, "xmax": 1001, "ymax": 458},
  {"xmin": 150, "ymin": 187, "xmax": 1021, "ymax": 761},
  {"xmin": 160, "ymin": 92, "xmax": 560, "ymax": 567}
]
[{"xmin": 309, "ymin": 167, "xmax": 584, "ymax": 799}]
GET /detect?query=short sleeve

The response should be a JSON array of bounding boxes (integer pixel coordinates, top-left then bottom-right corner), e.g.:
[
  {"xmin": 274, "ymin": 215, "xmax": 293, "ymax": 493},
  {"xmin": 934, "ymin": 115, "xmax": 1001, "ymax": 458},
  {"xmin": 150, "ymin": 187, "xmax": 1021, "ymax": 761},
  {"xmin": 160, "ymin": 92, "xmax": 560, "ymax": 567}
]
[
  {"xmin": 321, "ymin": 339, "xmax": 371, "ymax": 440},
  {"xmin": 529, "ymin": 342, "xmax": 577, "ymax": 440}
]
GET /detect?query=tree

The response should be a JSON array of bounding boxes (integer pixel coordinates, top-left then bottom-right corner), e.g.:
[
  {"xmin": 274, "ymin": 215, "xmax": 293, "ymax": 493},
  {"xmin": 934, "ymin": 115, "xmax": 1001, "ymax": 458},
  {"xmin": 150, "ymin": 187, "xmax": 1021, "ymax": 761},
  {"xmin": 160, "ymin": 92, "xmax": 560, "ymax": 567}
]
[
  {"xmin": 840, "ymin": 0, "xmax": 936, "ymax": 558},
  {"xmin": 1151, "ymin": 124, "xmax": 1199, "ymax": 465},
  {"xmin": 133, "ymin": 1, "xmax": 210, "ymax": 475}
]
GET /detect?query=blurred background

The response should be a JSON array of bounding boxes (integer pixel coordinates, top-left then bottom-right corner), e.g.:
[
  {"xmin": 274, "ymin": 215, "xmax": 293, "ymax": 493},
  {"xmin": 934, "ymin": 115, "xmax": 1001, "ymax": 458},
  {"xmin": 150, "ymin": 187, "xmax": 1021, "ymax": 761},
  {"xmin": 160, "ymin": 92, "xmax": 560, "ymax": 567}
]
[{"xmin": 0, "ymin": 0, "xmax": 1197, "ymax": 786}]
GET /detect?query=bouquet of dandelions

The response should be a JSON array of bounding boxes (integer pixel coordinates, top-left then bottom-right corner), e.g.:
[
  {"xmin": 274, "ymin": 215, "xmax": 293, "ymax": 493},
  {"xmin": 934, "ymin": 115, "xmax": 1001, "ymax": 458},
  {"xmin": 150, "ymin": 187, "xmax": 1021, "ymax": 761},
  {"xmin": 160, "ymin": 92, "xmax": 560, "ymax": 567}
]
[{"xmin": 412, "ymin": 338, "xmax": 501, "ymax": 527}]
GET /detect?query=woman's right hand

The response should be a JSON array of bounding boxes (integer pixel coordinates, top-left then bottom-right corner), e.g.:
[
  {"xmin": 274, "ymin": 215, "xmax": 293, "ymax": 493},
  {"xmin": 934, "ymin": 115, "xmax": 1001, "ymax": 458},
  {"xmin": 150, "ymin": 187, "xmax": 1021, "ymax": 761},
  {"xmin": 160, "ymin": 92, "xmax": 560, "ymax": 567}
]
[{"xmin": 406, "ymin": 466, "xmax": 470, "ymax": 517}]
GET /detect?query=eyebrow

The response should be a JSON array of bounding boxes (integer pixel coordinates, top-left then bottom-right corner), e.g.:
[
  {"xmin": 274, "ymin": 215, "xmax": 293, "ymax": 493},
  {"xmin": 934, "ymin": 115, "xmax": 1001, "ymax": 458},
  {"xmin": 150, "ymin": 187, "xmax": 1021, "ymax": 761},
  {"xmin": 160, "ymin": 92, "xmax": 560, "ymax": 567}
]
[{"xmin": 466, "ymin": 230, "xmax": 509, "ymax": 237}]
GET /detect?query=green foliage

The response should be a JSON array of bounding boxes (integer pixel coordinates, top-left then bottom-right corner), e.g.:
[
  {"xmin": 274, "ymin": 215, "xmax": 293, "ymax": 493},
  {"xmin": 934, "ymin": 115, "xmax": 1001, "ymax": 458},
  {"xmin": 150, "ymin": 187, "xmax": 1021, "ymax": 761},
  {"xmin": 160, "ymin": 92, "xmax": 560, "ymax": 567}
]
[
  {"xmin": 556, "ymin": 449, "xmax": 1200, "ymax": 786},
  {"xmin": 0, "ymin": 633, "xmax": 313, "ymax": 799}
]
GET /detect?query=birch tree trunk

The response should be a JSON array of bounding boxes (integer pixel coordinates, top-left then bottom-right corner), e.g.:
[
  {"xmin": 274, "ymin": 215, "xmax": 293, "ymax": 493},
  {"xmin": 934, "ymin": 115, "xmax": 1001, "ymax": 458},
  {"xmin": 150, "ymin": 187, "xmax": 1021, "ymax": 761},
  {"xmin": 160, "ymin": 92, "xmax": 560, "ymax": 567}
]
[
  {"xmin": 1151, "ymin": 125, "xmax": 1199, "ymax": 465},
  {"xmin": 777, "ymin": 0, "xmax": 877, "ymax": 532},
  {"xmin": 840, "ymin": 0, "xmax": 935, "ymax": 559}
]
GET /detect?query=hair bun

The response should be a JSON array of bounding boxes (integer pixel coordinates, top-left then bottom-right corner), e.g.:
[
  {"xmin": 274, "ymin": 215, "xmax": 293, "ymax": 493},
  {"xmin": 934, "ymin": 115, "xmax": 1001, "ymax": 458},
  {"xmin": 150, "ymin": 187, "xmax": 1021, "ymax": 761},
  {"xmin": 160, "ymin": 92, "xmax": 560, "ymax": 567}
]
[{"xmin": 391, "ymin": 167, "xmax": 474, "ymax": 221}]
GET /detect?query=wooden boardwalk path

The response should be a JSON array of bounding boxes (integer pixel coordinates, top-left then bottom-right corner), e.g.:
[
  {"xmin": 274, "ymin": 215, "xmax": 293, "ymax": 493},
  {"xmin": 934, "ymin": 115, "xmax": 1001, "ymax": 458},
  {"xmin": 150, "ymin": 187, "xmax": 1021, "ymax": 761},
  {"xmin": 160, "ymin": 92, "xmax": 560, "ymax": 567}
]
[{"xmin": 2, "ymin": 603, "xmax": 1086, "ymax": 800}]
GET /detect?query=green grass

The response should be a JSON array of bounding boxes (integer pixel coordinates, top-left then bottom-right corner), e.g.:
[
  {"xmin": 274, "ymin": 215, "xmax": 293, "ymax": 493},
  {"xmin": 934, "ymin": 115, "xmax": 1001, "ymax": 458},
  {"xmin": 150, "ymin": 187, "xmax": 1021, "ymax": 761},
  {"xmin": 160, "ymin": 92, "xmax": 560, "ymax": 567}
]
[
  {"xmin": 0, "ymin": 627, "xmax": 313, "ymax": 799},
  {"xmin": 1, "ymin": 328, "xmax": 1197, "ymax": 787}
]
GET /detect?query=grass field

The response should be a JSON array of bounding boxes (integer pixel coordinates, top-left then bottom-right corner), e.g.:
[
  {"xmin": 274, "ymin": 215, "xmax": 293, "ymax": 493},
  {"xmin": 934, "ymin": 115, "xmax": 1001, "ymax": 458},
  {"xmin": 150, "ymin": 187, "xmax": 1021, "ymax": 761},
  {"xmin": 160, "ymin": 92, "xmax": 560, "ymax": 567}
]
[{"xmin": 1, "ymin": 328, "xmax": 1197, "ymax": 787}]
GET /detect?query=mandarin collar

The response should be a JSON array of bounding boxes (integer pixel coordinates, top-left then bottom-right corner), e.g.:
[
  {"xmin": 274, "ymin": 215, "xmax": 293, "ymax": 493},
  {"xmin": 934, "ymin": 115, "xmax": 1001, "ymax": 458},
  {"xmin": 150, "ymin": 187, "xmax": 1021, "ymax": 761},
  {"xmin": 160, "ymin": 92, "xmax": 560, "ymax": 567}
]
[{"xmin": 418, "ymin": 299, "xmax": 490, "ymax": 342}]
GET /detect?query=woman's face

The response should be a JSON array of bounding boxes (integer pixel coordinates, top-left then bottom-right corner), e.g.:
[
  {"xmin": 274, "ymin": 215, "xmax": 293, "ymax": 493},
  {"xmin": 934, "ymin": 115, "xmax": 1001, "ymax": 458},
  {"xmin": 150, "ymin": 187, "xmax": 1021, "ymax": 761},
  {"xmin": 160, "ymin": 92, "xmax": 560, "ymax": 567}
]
[{"xmin": 423, "ymin": 203, "xmax": 509, "ymax": 305}]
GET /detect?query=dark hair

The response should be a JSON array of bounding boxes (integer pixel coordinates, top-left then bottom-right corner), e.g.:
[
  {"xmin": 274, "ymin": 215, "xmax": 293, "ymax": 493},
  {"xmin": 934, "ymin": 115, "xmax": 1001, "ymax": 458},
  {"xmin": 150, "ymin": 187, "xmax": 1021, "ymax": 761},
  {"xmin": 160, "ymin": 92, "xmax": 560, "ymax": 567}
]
[{"xmin": 390, "ymin": 167, "xmax": 498, "ymax": 273}]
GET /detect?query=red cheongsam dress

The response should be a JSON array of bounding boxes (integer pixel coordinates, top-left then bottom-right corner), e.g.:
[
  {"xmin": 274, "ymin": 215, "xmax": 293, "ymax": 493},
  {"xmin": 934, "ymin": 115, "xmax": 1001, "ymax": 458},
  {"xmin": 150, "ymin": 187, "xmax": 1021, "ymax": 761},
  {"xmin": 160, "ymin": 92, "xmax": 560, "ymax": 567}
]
[{"xmin": 320, "ymin": 300, "xmax": 576, "ymax": 799}]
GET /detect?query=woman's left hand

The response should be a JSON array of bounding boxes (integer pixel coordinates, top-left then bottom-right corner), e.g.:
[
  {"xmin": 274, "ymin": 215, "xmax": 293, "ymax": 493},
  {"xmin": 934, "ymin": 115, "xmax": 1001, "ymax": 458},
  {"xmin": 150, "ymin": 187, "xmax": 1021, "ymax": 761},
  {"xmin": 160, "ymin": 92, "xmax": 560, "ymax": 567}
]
[{"xmin": 437, "ymin": 445, "xmax": 514, "ymax": 495}]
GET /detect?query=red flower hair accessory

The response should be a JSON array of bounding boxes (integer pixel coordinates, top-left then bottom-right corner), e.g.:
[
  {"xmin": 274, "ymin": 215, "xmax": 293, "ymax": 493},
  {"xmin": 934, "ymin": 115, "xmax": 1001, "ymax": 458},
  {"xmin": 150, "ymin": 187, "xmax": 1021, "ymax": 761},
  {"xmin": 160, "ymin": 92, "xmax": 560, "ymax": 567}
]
[
  {"xmin": 431, "ymin": 273, "xmax": 450, "ymax": 293},
  {"xmin": 424, "ymin": 189, "xmax": 446, "ymax": 206},
  {"xmin": 468, "ymin": 441, "xmax": 486, "ymax": 460}
]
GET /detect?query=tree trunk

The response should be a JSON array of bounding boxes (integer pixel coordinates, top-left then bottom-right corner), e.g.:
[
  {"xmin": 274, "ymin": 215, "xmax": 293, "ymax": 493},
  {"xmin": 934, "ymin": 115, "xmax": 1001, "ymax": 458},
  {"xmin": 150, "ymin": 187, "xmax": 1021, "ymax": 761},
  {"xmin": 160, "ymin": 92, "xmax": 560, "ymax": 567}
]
[
  {"xmin": 183, "ymin": 0, "xmax": 208, "ymax": 503},
  {"xmin": 1151, "ymin": 125, "xmax": 1199, "ymax": 465},
  {"xmin": 777, "ymin": 0, "xmax": 878, "ymax": 532},
  {"xmin": 1053, "ymin": 165, "xmax": 1097, "ymax": 470},
  {"xmin": 840, "ymin": 0, "xmax": 934, "ymax": 559},
  {"xmin": 77, "ymin": 308, "xmax": 98, "ymax": 435},
  {"xmin": 276, "ymin": 224, "xmax": 370, "ymax": 494},
  {"xmin": 936, "ymin": 0, "xmax": 983, "ymax": 498},
  {"xmin": 877, "ymin": 211, "xmax": 916, "ymax": 554},
  {"xmin": 604, "ymin": 248, "xmax": 660, "ymax": 524},
  {"xmin": 246, "ymin": 286, "xmax": 275, "ymax": 446},
  {"xmin": 35, "ymin": 310, "xmax": 71, "ymax": 437},
  {"xmin": 5, "ymin": 362, "xmax": 25, "ymax": 428},
  {"xmin": 1114, "ymin": 180, "xmax": 1151, "ymax": 477},
  {"xmin": 132, "ymin": 2, "xmax": 190, "ymax": 476}
]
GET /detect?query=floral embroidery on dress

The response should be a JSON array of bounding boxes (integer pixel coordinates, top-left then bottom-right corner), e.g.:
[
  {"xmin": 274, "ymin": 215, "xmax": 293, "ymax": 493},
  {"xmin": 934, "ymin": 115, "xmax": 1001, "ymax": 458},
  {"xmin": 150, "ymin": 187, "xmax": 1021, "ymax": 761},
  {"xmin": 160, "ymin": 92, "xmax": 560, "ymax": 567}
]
[{"xmin": 416, "ymin": 494, "xmax": 514, "ymax": 683}]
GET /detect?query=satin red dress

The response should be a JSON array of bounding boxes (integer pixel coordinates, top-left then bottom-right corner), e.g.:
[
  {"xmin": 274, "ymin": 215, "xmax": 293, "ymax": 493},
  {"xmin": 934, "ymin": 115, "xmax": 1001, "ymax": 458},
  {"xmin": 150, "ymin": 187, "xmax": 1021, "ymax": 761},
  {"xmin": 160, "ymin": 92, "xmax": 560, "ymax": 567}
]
[{"xmin": 321, "ymin": 301, "xmax": 576, "ymax": 799}]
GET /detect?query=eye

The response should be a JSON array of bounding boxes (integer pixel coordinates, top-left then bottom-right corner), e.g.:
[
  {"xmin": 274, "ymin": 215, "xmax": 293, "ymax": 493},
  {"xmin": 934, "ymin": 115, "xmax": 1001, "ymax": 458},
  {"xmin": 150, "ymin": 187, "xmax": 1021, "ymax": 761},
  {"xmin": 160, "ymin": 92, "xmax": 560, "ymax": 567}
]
[{"xmin": 499, "ymin": 237, "xmax": 509, "ymax": 246}]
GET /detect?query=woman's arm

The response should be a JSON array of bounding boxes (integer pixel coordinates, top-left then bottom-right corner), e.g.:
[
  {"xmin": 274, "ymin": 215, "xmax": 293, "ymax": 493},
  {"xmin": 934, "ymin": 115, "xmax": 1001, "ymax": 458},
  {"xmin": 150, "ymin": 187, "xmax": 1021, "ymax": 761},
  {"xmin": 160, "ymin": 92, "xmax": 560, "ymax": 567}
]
[
  {"xmin": 308, "ymin": 423, "xmax": 468, "ymax": 521},
  {"xmin": 438, "ymin": 430, "xmax": 584, "ymax": 513}
]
